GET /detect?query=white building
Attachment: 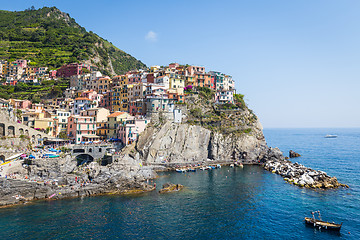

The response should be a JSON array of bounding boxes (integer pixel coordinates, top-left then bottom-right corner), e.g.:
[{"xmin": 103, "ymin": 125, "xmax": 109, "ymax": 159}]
[
  {"xmin": 155, "ymin": 76, "xmax": 170, "ymax": 89},
  {"xmin": 73, "ymin": 98, "xmax": 96, "ymax": 115}
]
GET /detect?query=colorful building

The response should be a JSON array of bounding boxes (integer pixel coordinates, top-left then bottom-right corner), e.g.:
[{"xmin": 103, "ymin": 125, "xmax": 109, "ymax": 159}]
[
  {"xmin": 106, "ymin": 112, "xmax": 133, "ymax": 139},
  {"xmin": 67, "ymin": 115, "xmax": 98, "ymax": 144},
  {"xmin": 117, "ymin": 118, "xmax": 150, "ymax": 145},
  {"xmin": 56, "ymin": 63, "xmax": 91, "ymax": 78},
  {"xmin": 73, "ymin": 97, "xmax": 96, "ymax": 115}
]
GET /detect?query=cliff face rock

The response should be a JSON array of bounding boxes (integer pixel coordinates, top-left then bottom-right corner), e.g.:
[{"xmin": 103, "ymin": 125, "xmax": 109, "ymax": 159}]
[
  {"xmin": 136, "ymin": 117, "xmax": 269, "ymax": 165},
  {"xmin": 134, "ymin": 90, "xmax": 273, "ymax": 165}
]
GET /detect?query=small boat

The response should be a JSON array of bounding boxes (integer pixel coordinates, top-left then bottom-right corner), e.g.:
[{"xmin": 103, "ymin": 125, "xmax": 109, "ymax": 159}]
[
  {"xmin": 206, "ymin": 166, "xmax": 212, "ymax": 170},
  {"xmin": 230, "ymin": 164, "xmax": 234, "ymax": 168},
  {"xmin": 210, "ymin": 166, "xmax": 216, "ymax": 169},
  {"xmin": 175, "ymin": 169, "xmax": 186, "ymax": 173},
  {"xmin": 187, "ymin": 168, "xmax": 196, "ymax": 172},
  {"xmin": 216, "ymin": 164, "xmax": 221, "ymax": 169},
  {"xmin": 199, "ymin": 167, "xmax": 206, "ymax": 170},
  {"xmin": 305, "ymin": 211, "xmax": 342, "ymax": 231},
  {"xmin": 235, "ymin": 162, "xmax": 244, "ymax": 168},
  {"xmin": 325, "ymin": 135, "xmax": 337, "ymax": 138}
]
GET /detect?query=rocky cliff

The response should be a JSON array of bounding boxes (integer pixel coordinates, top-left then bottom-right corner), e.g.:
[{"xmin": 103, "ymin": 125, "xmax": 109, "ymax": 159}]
[{"xmin": 132, "ymin": 90, "xmax": 275, "ymax": 166}]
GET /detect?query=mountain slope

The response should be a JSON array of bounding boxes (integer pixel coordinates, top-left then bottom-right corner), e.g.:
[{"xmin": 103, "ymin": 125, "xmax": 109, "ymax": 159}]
[{"xmin": 0, "ymin": 7, "xmax": 146, "ymax": 75}]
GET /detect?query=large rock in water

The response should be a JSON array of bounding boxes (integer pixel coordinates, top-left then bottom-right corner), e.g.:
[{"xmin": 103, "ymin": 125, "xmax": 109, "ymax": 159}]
[{"xmin": 289, "ymin": 150, "xmax": 301, "ymax": 158}]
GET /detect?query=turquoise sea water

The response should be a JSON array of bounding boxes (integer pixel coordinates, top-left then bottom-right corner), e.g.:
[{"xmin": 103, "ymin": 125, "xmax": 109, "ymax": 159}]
[{"xmin": 0, "ymin": 128, "xmax": 359, "ymax": 239}]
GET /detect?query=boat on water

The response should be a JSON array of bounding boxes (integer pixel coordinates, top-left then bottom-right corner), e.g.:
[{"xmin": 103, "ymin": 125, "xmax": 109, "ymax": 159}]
[
  {"xmin": 230, "ymin": 164, "xmax": 234, "ymax": 168},
  {"xmin": 305, "ymin": 211, "xmax": 342, "ymax": 231},
  {"xmin": 216, "ymin": 164, "xmax": 221, "ymax": 169},
  {"xmin": 199, "ymin": 167, "xmax": 206, "ymax": 170},
  {"xmin": 187, "ymin": 168, "xmax": 196, "ymax": 172},
  {"xmin": 234, "ymin": 162, "xmax": 244, "ymax": 168},
  {"xmin": 324, "ymin": 135, "xmax": 337, "ymax": 138},
  {"xmin": 175, "ymin": 169, "xmax": 186, "ymax": 173}
]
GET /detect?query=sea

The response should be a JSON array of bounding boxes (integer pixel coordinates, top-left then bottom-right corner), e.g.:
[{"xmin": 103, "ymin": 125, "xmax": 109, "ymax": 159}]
[{"xmin": 0, "ymin": 128, "xmax": 359, "ymax": 240}]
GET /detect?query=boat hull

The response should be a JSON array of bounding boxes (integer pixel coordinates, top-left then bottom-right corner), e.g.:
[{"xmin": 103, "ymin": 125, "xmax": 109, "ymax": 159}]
[{"xmin": 304, "ymin": 217, "xmax": 342, "ymax": 231}]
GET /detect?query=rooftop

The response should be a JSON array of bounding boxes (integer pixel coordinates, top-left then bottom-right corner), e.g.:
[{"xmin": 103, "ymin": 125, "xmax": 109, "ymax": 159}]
[{"xmin": 107, "ymin": 112, "xmax": 127, "ymax": 118}]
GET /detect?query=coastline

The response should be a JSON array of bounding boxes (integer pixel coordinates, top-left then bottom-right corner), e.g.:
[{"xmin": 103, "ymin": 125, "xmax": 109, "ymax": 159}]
[{"xmin": 0, "ymin": 156, "xmax": 348, "ymax": 209}]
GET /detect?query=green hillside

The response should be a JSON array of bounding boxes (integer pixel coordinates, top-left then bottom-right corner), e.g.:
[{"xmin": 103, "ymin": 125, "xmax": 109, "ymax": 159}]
[{"xmin": 0, "ymin": 6, "xmax": 146, "ymax": 75}]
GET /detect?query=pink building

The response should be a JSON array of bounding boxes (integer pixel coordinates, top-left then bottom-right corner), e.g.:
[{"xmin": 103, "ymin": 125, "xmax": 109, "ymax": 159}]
[
  {"xmin": 67, "ymin": 115, "xmax": 99, "ymax": 144},
  {"xmin": 117, "ymin": 118, "xmax": 149, "ymax": 145},
  {"xmin": 187, "ymin": 66, "xmax": 205, "ymax": 76},
  {"xmin": 49, "ymin": 70, "xmax": 57, "ymax": 78},
  {"xmin": 81, "ymin": 90, "xmax": 98, "ymax": 101},
  {"xmin": 13, "ymin": 60, "xmax": 27, "ymax": 68},
  {"xmin": 10, "ymin": 99, "xmax": 32, "ymax": 109},
  {"xmin": 168, "ymin": 63, "xmax": 179, "ymax": 69},
  {"xmin": 127, "ymin": 71, "xmax": 141, "ymax": 84},
  {"xmin": 98, "ymin": 92, "xmax": 111, "ymax": 110}
]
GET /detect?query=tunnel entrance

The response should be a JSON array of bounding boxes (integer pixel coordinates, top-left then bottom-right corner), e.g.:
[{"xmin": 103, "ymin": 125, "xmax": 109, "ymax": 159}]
[{"xmin": 76, "ymin": 154, "xmax": 94, "ymax": 166}]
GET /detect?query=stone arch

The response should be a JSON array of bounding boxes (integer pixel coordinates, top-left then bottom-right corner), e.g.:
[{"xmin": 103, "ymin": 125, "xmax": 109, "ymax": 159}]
[
  {"xmin": 25, "ymin": 129, "xmax": 29, "ymax": 136},
  {"xmin": 7, "ymin": 126, "xmax": 15, "ymax": 137},
  {"xmin": 36, "ymin": 134, "xmax": 41, "ymax": 141},
  {"xmin": 0, "ymin": 123, "xmax": 5, "ymax": 137},
  {"xmin": 0, "ymin": 155, "xmax": 5, "ymax": 162},
  {"xmin": 19, "ymin": 128, "xmax": 24, "ymax": 135},
  {"xmin": 76, "ymin": 154, "xmax": 94, "ymax": 166}
]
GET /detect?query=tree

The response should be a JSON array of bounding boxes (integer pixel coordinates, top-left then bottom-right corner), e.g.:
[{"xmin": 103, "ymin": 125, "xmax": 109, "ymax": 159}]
[{"xmin": 58, "ymin": 131, "xmax": 68, "ymax": 139}]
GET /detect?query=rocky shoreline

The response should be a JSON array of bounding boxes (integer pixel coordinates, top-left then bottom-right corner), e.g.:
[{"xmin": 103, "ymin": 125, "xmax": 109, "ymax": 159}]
[
  {"xmin": 0, "ymin": 154, "xmax": 157, "ymax": 208},
  {"xmin": 0, "ymin": 154, "xmax": 348, "ymax": 208},
  {"xmin": 261, "ymin": 148, "xmax": 348, "ymax": 189},
  {"xmin": 0, "ymin": 117, "xmax": 349, "ymax": 208}
]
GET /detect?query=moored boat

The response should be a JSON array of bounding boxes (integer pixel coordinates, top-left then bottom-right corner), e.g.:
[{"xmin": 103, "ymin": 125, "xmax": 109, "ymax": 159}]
[
  {"xmin": 175, "ymin": 169, "xmax": 186, "ymax": 173},
  {"xmin": 324, "ymin": 135, "xmax": 337, "ymax": 138},
  {"xmin": 235, "ymin": 162, "xmax": 243, "ymax": 168},
  {"xmin": 305, "ymin": 211, "xmax": 342, "ymax": 231}
]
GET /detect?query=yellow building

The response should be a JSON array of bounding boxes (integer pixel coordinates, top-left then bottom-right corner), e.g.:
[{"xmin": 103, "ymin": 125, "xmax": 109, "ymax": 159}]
[
  {"xmin": 97, "ymin": 77, "xmax": 111, "ymax": 94},
  {"xmin": 34, "ymin": 118, "xmax": 59, "ymax": 137},
  {"xmin": 2, "ymin": 61, "xmax": 9, "ymax": 76},
  {"xmin": 169, "ymin": 73, "xmax": 185, "ymax": 89},
  {"xmin": 111, "ymin": 75, "xmax": 129, "ymax": 112},
  {"xmin": 106, "ymin": 112, "xmax": 132, "ymax": 138},
  {"xmin": 96, "ymin": 121, "xmax": 107, "ymax": 139}
]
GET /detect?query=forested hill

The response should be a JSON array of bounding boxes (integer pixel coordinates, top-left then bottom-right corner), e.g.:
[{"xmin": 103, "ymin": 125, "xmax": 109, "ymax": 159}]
[{"xmin": 0, "ymin": 6, "xmax": 146, "ymax": 75}]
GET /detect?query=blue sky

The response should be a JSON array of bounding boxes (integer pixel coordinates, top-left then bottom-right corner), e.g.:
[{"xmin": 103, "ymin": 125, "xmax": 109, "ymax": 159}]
[{"xmin": 2, "ymin": 0, "xmax": 360, "ymax": 128}]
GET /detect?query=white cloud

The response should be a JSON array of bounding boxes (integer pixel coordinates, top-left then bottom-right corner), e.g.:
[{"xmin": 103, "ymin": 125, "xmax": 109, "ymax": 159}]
[{"xmin": 145, "ymin": 31, "xmax": 158, "ymax": 42}]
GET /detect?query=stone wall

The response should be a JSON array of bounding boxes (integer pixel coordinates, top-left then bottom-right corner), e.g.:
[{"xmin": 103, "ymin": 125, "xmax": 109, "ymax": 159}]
[{"xmin": 0, "ymin": 109, "xmax": 50, "ymax": 144}]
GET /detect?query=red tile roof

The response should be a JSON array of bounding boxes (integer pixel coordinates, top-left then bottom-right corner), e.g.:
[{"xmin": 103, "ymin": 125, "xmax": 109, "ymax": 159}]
[{"xmin": 107, "ymin": 112, "xmax": 126, "ymax": 117}]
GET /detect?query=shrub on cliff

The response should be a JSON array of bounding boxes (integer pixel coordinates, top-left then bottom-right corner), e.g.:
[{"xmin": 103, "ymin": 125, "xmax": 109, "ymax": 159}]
[
  {"xmin": 197, "ymin": 87, "xmax": 215, "ymax": 100},
  {"xmin": 190, "ymin": 108, "xmax": 203, "ymax": 118}
]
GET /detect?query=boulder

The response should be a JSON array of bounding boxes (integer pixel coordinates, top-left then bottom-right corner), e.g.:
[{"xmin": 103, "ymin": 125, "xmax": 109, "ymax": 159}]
[{"xmin": 289, "ymin": 150, "xmax": 301, "ymax": 158}]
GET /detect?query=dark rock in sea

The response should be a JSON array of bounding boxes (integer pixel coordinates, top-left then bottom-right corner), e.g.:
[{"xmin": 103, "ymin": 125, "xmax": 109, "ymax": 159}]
[
  {"xmin": 159, "ymin": 183, "xmax": 184, "ymax": 194},
  {"xmin": 289, "ymin": 150, "xmax": 301, "ymax": 158}
]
